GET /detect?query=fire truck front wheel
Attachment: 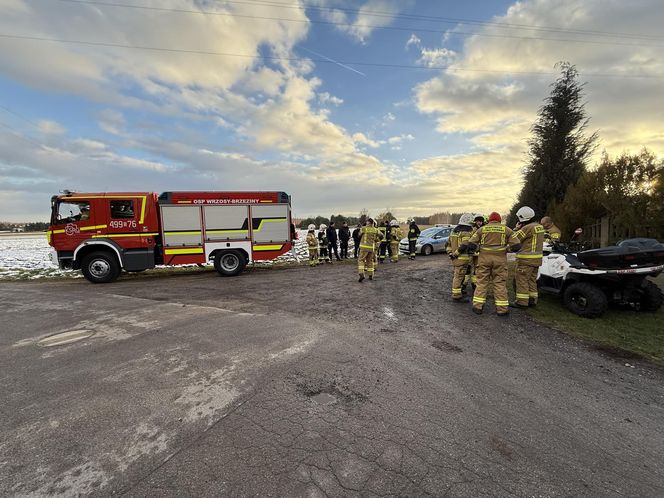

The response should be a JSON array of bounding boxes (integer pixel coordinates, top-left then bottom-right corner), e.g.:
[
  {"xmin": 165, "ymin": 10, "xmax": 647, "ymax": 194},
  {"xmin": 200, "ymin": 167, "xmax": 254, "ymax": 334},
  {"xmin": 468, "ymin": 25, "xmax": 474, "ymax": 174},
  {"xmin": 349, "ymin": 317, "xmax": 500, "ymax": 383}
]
[
  {"xmin": 214, "ymin": 250, "xmax": 246, "ymax": 277},
  {"xmin": 81, "ymin": 251, "xmax": 121, "ymax": 283}
]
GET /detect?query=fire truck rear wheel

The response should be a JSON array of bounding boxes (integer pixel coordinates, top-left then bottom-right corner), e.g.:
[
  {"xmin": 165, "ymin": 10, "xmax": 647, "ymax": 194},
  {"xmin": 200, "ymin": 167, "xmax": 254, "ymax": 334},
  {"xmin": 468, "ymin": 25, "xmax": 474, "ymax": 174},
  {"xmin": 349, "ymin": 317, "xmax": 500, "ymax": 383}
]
[
  {"xmin": 81, "ymin": 251, "xmax": 121, "ymax": 283},
  {"xmin": 214, "ymin": 250, "xmax": 246, "ymax": 277}
]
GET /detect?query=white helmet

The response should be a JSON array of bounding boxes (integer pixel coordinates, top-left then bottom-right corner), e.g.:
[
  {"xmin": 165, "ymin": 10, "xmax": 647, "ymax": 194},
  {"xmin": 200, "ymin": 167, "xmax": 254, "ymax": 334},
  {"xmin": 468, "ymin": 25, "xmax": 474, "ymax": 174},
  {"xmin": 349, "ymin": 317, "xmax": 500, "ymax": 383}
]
[
  {"xmin": 390, "ymin": 219, "xmax": 399, "ymax": 227},
  {"xmin": 319, "ymin": 224, "xmax": 327, "ymax": 230},
  {"xmin": 458, "ymin": 213, "xmax": 474, "ymax": 226},
  {"xmin": 516, "ymin": 206, "xmax": 535, "ymax": 223},
  {"xmin": 307, "ymin": 224, "xmax": 316, "ymax": 231}
]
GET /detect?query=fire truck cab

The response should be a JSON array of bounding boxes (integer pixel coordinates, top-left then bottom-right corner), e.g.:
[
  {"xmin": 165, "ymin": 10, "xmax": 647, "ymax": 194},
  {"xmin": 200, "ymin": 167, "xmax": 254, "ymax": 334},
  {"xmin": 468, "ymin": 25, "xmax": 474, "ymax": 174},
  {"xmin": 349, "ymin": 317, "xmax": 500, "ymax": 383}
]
[{"xmin": 48, "ymin": 190, "xmax": 293, "ymax": 283}]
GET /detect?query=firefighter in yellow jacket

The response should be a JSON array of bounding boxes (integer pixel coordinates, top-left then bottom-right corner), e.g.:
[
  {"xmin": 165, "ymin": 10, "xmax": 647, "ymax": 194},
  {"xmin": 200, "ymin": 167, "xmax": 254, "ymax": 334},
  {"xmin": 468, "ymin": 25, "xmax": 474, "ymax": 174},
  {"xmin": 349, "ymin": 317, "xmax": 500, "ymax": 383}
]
[
  {"xmin": 541, "ymin": 216, "xmax": 561, "ymax": 242},
  {"xmin": 358, "ymin": 218, "xmax": 384, "ymax": 282},
  {"xmin": 446, "ymin": 213, "xmax": 474, "ymax": 301},
  {"xmin": 462, "ymin": 212, "xmax": 521, "ymax": 316},
  {"xmin": 512, "ymin": 207, "xmax": 545, "ymax": 308},
  {"xmin": 306, "ymin": 224, "xmax": 319, "ymax": 267},
  {"xmin": 389, "ymin": 220, "xmax": 402, "ymax": 262}
]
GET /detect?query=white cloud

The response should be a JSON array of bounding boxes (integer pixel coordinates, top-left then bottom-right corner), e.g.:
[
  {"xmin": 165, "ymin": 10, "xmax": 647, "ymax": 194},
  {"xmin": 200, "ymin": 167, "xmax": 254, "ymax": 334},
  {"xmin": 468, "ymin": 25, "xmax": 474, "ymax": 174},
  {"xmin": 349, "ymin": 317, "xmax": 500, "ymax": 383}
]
[
  {"xmin": 319, "ymin": 0, "xmax": 413, "ymax": 43},
  {"xmin": 387, "ymin": 134, "xmax": 414, "ymax": 144},
  {"xmin": 405, "ymin": 34, "xmax": 421, "ymax": 49},
  {"xmin": 318, "ymin": 92, "xmax": 344, "ymax": 106},
  {"xmin": 36, "ymin": 120, "xmax": 65, "ymax": 135},
  {"xmin": 98, "ymin": 110, "xmax": 126, "ymax": 135}
]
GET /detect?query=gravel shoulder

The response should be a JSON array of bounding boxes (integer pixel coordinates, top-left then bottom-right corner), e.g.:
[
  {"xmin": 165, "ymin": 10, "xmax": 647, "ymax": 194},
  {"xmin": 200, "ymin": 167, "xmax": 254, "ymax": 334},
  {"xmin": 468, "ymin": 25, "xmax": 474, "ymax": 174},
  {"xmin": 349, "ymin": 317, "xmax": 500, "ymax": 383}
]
[{"xmin": 1, "ymin": 256, "xmax": 663, "ymax": 497}]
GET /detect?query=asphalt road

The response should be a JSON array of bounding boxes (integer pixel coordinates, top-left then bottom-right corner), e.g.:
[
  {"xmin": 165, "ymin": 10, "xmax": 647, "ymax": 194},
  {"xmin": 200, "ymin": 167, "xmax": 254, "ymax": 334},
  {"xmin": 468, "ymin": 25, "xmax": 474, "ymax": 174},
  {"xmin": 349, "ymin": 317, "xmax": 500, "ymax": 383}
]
[{"xmin": 1, "ymin": 257, "xmax": 663, "ymax": 497}]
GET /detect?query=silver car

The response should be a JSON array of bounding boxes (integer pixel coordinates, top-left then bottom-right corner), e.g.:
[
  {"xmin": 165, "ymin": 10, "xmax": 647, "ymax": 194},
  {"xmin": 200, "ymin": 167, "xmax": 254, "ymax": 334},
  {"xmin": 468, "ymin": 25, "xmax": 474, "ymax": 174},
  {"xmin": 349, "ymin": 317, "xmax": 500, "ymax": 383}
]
[{"xmin": 400, "ymin": 225, "xmax": 454, "ymax": 256}]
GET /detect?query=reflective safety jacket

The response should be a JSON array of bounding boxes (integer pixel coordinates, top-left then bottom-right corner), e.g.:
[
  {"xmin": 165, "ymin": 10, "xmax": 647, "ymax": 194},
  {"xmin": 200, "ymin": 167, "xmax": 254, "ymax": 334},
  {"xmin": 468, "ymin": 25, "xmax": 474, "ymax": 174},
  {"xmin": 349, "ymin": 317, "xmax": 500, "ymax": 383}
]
[
  {"xmin": 378, "ymin": 224, "xmax": 388, "ymax": 244},
  {"xmin": 306, "ymin": 231, "xmax": 318, "ymax": 249},
  {"xmin": 467, "ymin": 221, "xmax": 519, "ymax": 258},
  {"xmin": 359, "ymin": 226, "xmax": 383, "ymax": 251},
  {"xmin": 515, "ymin": 222, "xmax": 545, "ymax": 266},
  {"xmin": 446, "ymin": 225, "xmax": 473, "ymax": 265},
  {"xmin": 390, "ymin": 226, "xmax": 403, "ymax": 242},
  {"xmin": 408, "ymin": 222, "xmax": 421, "ymax": 241},
  {"xmin": 545, "ymin": 224, "xmax": 562, "ymax": 242},
  {"xmin": 318, "ymin": 230, "xmax": 328, "ymax": 249}
]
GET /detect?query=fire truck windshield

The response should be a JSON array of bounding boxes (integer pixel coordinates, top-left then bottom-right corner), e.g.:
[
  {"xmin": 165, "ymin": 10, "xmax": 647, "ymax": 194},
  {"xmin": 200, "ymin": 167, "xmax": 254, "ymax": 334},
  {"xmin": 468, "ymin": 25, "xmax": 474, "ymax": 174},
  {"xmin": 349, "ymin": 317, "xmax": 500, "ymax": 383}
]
[{"xmin": 53, "ymin": 200, "xmax": 90, "ymax": 224}]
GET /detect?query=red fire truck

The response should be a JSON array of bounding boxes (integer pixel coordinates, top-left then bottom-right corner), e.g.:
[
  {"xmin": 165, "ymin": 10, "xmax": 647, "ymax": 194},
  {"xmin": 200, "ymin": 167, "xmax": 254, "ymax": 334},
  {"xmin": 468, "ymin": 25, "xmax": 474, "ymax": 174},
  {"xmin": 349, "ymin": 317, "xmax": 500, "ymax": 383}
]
[{"xmin": 48, "ymin": 190, "xmax": 293, "ymax": 283}]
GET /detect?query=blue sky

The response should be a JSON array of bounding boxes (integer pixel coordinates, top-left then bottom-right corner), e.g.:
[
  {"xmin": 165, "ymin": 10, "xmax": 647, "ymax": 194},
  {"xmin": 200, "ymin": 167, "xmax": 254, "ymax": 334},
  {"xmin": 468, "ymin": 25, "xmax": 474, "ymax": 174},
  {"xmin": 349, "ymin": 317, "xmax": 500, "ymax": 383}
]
[{"xmin": 1, "ymin": 0, "xmax": 663, "ymax": 221}]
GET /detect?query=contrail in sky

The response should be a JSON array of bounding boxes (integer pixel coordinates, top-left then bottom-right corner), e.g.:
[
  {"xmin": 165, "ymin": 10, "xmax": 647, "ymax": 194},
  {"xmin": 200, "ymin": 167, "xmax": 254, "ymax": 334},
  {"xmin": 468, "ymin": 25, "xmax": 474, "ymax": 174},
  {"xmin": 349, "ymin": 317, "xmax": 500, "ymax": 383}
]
[{"xmin": 300, "ymin": 47, "xmax": 366, "ymax": 76}]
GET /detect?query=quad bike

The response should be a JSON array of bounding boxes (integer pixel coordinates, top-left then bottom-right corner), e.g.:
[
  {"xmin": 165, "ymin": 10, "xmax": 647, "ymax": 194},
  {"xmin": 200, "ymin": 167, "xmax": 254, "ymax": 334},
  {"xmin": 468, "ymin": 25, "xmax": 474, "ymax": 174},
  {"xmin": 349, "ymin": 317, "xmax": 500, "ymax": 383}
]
[{"xmin": 537, "ymin": 231, "xmax": 664, "ymax": 318}]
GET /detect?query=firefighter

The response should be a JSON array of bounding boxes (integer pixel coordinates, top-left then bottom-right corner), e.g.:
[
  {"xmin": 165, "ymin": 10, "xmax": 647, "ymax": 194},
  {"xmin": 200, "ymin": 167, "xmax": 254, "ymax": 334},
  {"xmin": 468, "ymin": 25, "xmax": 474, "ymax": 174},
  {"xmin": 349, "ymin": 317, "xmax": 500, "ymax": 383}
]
[
  {"xmin": 358, "ymin": 217, "xmax": 383, "ymax": 282},
  {"xmin": 318, "ymin": 224, "xmax": 331, "ymax": 264},
  {"xmin": 407, "ymin": 219, "xmax": 420, "ymax": 260},
  {"xmin": 462, "ymin": 212, "xmax": 521, "ymax": 316},
  {"xmin": 541, "ymin": 216, "xmax": 562, "ymax": 242},
  {"xmin": 306, "ymin": 224, "xmax": 319, "ymax": 267},
  {"xmin": 446, "ymin": 213, "xmax": 474, "ymax": 302},
  {"xmin": 378, "ymin": 220, "xmax": 390, "ymax": 263},
  {"xmin": 467, "ymin": 214, "xmax": 485, "ymax": 289},
  {"xmin": 512, "ymin": 207, "xmax": 545, "ymax": 308},
  {"xmin": 389, "ymin": 220, "xmax": 402, "ymax": 262}
]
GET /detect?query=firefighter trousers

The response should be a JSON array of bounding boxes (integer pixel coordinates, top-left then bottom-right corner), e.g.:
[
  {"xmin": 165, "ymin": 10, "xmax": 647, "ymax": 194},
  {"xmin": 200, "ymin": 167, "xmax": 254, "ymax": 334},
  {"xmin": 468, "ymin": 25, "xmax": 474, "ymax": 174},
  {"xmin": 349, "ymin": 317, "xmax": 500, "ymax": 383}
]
[
  {"xmin": 308, "ymin": 248, "xmax": 319, "ymax": 266},
  {"xmin": 515, "ymin": 261, "xmax": 540, "ymax": 305},
  {"xmin": 319, "ymin": 247, "xmax": 330, "ymax": 263},
  {"xmin": 473, "ymin": 257, "xmax": 509, "ymax": 313},
  {"xmin": 452, "ymin": 262, "xmax": 470, "ymax": 299},
  {"xmin": 358, "ymin": 249, "xmax": 375, "ymax": 276},
  {"xmin": 390, "ymin": 241, "xmax": 400, "ymax": 262},
  {"xmin": 408, "ymin": 239, "xmax": 417, "ymax": 258}
]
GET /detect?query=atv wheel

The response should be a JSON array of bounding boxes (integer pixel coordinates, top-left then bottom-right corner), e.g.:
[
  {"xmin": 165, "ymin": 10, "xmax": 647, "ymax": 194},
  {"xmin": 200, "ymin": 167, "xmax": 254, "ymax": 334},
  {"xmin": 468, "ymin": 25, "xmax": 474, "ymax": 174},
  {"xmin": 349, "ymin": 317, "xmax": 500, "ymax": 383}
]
[
  {"xmin": 563, "ymin": 282, "xmax": 608, "ymax": 319},
  {"xmin": 641, "ymin": 281, "xmax": 663, "ymax": 312}
]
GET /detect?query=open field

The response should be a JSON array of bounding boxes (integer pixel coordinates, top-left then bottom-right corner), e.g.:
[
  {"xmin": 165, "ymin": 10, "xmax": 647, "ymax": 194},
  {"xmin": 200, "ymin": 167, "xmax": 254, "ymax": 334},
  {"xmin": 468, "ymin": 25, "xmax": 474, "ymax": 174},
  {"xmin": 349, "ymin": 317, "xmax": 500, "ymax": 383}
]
[{"xmin": 2, "ymin": 256, "xmax": 664, "ymax": 496}]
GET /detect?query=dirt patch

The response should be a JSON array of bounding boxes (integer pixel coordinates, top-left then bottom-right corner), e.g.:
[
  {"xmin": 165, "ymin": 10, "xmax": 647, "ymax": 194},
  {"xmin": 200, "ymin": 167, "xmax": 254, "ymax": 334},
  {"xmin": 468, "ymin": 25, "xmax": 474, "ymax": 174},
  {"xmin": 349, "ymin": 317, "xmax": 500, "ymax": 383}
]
[
  {"xmin": 590, "ymin": 344, "xmax": 643, "ymax": 360},
  {"xmin": 296, "ymin": 378, "xmax": 368, "ymax": 406},
  {"xmin": 431, "ymin": 340, "xmax": 463, "ymax": 353},
  {"xmin": 490, "ymin": 435, "xmax": 513, "ymax": 461}
]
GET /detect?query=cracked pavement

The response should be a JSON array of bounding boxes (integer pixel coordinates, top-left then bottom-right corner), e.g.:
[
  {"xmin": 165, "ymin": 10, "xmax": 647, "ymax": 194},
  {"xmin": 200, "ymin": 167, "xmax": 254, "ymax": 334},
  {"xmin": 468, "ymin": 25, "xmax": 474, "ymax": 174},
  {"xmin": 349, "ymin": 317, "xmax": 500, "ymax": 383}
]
[{"xmin": 1, "ymin": 257, "xmax": 663, "ymax": 497}]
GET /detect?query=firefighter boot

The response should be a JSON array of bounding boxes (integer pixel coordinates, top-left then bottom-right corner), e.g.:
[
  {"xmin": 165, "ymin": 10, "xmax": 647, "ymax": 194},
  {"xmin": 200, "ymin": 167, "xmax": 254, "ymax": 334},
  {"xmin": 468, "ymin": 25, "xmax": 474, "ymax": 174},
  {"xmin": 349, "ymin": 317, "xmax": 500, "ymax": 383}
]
[{"xmin": 359, "ymin": 274, "xmax": 365, "ymax": 283}]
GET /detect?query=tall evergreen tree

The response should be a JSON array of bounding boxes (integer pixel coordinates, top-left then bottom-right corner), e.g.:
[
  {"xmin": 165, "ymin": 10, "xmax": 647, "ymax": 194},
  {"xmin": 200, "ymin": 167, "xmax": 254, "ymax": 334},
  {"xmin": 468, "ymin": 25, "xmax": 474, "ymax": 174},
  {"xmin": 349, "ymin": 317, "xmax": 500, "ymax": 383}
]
[{"xmin": 510, "ymin": 62, "xmax": 598, "ymax": 221}]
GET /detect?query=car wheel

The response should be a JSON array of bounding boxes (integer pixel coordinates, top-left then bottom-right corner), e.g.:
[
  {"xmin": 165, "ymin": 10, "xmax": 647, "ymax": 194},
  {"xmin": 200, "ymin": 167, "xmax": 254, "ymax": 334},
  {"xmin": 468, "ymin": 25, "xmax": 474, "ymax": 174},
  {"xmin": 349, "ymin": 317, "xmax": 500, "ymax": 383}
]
[
  {"xmin": 562, "ymin": 282, "xmax": 608, "ymax": 318},
  {"xmin": 81, "ymin": 251, "xmax": 121, "ymax": 283},
  {"xmin": 641, "ymin": 281, "xmax": 663, "ymax": 312},
  {"xmin": 214, "ymin": 250, "xmax": 246, "ymax": 277},
  {"xmin": 422, "ymin": 245, "xmax": 433, "ymax": 256}
]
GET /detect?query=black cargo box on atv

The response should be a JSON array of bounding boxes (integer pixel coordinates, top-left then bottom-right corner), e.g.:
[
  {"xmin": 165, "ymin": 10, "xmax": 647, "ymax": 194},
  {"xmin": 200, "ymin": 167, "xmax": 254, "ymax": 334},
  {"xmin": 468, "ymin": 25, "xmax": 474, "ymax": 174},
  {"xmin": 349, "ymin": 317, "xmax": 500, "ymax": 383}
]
[{"xmin": 576, "ymin": 238, "xmax": 664, "ymax": 269}]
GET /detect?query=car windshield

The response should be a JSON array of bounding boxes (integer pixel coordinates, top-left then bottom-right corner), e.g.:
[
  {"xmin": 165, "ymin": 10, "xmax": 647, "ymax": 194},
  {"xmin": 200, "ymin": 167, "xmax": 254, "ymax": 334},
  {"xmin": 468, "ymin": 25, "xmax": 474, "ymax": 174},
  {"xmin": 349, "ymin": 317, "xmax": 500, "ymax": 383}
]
[{"xmin": 420, "ymin": 227, "xmax": 440, "ymax": 237}]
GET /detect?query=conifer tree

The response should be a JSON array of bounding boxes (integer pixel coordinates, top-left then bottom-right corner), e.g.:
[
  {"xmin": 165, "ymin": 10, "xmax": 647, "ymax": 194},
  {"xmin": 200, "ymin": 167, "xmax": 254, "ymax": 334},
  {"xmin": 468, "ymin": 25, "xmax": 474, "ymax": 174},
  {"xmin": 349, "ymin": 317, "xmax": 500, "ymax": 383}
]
[{"xmin": 510, "ymin": 62, "xmax": 598, "ymax": 221}]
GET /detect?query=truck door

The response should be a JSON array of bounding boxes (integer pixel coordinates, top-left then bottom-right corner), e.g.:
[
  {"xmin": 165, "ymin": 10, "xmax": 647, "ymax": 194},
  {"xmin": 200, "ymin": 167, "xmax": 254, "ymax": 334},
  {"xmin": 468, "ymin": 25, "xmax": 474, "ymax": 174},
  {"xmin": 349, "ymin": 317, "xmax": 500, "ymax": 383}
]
[
  {"xmin": 250, "ymin": 204, "xmax": 289, "ymax": 255},
  {"xmin": 160, "ymin": 205, "xmax": 205, "ymax": 264},
  {"xmin": 105, "ymin": 197, "xmax": 155, "ymax": 271},
  {"xmin": 50, "ymin": 197, "xmax": 99, "ymax": 254}
]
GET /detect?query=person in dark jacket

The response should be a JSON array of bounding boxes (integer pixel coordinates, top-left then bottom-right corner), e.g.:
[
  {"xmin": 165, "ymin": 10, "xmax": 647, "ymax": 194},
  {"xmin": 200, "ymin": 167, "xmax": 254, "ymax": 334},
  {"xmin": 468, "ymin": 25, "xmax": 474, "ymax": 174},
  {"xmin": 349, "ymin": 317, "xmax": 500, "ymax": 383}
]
[
  {"xmin": 352, "ymin": 223, "xmax": 362, "ymax": 258},
  {"xmin": 326, "ymin": 221, "xmax": 341, "ymax": 261},
  {"xmin": 338, "ymin": 222, "xmax": 351, "ymax": 259},
  {"xmin": 379, "ymin": 220, "xmax": 392, "ymax": 263},
  {"xmin": 407, "ymin": 219, "xmax": 421, "ymax": 260}
]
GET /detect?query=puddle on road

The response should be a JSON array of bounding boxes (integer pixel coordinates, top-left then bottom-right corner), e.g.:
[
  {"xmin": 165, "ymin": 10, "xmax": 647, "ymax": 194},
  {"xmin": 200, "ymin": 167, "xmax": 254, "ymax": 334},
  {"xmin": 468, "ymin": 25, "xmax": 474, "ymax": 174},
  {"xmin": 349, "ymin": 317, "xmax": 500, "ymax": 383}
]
[
  {"xmin": 311, "ymin": 393, "xmax": 337, "ymax": 405},
  {"xmin": 37, "ymin": 330, "xmax": 95, "ymax": 347}
]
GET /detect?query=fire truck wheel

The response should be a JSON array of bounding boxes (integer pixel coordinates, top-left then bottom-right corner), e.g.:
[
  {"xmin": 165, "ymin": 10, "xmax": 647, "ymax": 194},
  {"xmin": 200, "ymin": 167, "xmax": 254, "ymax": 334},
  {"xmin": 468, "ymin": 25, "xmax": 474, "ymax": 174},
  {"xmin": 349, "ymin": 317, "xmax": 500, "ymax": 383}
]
[
  {"xmin": 81, "ymin": 251, "xmax": 121, "ymax": 283},
  {"xmin": 214, "ymin": 250, "xmax": 246, "ymax": 277}
]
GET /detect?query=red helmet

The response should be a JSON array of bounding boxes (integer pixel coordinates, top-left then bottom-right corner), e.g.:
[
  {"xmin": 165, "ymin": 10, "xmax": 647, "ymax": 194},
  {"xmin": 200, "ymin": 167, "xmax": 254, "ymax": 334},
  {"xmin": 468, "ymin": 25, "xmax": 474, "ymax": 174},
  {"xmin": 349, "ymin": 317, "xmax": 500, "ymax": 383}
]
[{"xmin": 488, "ymin": 212, "xmax": 502, "ymax": 223}]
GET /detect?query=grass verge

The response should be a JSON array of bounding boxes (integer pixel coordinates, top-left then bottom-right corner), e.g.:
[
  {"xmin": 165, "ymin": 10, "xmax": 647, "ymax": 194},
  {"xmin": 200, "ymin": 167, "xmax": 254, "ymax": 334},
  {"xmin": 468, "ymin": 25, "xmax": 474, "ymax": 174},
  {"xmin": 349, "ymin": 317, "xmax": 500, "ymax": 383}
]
[{"xmin": 514, "ymin": 270, "xmax": 664, "ymax": 363}]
